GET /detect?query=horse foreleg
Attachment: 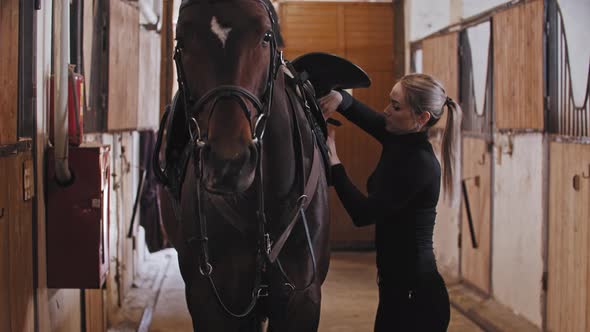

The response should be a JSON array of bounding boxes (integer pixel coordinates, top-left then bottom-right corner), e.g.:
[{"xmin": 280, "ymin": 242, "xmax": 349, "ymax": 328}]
[{"xmin": 267, "ymin": 283, "xmax": 322, "ymax": 332}]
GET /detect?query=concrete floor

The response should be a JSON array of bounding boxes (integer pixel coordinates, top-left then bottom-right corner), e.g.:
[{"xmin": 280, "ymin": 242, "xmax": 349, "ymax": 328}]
[{"xmin": 146, "ymin": 251, "xmax": 482, "ymax": 332}]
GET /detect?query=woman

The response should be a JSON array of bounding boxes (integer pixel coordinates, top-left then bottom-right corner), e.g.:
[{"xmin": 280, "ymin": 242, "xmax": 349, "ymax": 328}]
[{"xmin": 319, "ymin": 73, "xmax": 461, "ymax": 331}]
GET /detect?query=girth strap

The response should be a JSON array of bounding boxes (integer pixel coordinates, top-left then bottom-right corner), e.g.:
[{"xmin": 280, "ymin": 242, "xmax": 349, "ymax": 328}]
[{"xmin": 268, "ymin": 142, "xmax": 321, "ymax": 263}]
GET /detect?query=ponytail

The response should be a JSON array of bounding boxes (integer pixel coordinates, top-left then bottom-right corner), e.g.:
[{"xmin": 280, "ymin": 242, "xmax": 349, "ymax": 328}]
[
  {"xmin": 441, "ymin": 98, "xmax": 462, "ymax": 197},
  {"xmin": 399, "ymin": 74, "xmax": 463, "ymax": 198}
]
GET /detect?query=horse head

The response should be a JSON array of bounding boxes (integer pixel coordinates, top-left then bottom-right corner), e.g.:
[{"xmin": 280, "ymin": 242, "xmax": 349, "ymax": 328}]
[{"xmin": 175, "ymin": 0, "xmax": 283, "ymax": 194}]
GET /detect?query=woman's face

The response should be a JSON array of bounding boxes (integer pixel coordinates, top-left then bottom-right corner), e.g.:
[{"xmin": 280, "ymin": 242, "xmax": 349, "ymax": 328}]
[{"xmin": 383, "ymin": 82, "xmax": 418, "ymax": 134}]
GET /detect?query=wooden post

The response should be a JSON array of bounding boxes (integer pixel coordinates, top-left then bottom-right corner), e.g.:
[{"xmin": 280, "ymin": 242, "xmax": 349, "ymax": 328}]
[
  {"xmin": 159, "ymin": 0, "xmax": 174, "ymax": 118},
  {"xmin": 392, "ymin": 0, "xmax": 405, "ymax": 80}
]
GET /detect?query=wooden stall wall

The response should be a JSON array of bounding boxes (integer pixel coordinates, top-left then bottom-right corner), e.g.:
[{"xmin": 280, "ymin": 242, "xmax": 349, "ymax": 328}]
[
  {"xmin": 547, "ymin": 141, "xmax": 590, "ymax": 332},
  {"xmin": 0, "ymin": 156, "xmax": 9, "ymax": 332},
  {"xmin": 85, "ymin": 289, "xmax": 107, "ymax": 332},
  {"xmin": 0, "ymin": 0, "xmax": 19, "ymax": 145},
  {"xmin": 104, "ymin": 132, "xmax": 138, "ymax": 320},
  {"xmin": 422, "ymin": 32, "xmax": 459, "ymax": 130},
  {"xmin": 280, "ymin": 3, "xmax": 344, "ymax": 58},
  {"xmin": 107, "ymin": 0, "xmax": 140, "ymax": 131},
  {"xmin": 493, "ymin": 0, "xmax": 544, "ymax": 130},
  {"xmin": 48, "ymin": 290, "xmax": 81, "ymax": 332},
  {"xmin": 0, "ymin": 152, "xmax": 35, "ymax": 332},
  {"xmin": 422, "ymin": 32, "xmax": 461, "ymax": 277},
  {"xmin": 461, "ymin": 137, "xmax": 491, "ymax": 294},
  {"xmin": 86, "ymin": 0, "xmax": 109, "ymax": 132},
  {"xmin": 280, "ymin": 2, "xmax": 394, "ymax": 247},
  {"xmin": 492, "ymin": 133, "xmax": 544, "ymax": 327}
]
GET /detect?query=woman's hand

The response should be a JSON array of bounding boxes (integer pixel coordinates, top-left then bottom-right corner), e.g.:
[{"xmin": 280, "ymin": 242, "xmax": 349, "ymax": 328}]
[
  {"xmin": 318, "ymin": 90, "xmax": 343, "ymax": 120},
  {"xmin": 326, "ymin": 129, "xmax": 341, "ymax": 166}
]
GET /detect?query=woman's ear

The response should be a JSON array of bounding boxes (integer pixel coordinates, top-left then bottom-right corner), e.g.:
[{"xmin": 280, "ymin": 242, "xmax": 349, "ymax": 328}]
[{"xmin": 418, "ymin": 112, "xmax": 432, "ymax": 128}]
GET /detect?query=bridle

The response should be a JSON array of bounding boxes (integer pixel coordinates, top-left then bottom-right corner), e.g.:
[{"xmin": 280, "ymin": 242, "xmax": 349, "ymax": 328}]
[
  {"xmin": 175, "ymin": 0, "xmax": 283, "ymax": 145},
  {"xmin": 165, "ymin": 0, "xmax": 320, "ymax": 319}
]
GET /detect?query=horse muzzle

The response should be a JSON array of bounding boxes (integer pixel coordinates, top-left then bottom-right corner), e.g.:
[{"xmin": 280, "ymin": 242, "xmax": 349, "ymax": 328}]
[{"xmin": 200, "ymin": 143, "xmax": 258, "ymax": 194}]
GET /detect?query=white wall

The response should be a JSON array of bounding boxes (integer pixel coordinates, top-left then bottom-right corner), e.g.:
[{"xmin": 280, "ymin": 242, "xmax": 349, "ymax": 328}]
[
  {"xmin": 407, "ymin": 0, "xmax": 512, "ymax": 43},
  {"xmin": 558, "ymin": 0, "xmax": 590, "ymax": 107},
  {"xmin": 138, "ymin": 28, "xmax": 161, "ymax": 129},
  {"xmin": 492, "ymin": 133, "xmax": 544, "ymax": 327},
  {"xmin": 462, "ymin": 0, "xmax": 509, "ymax": 18},
  {"xmin": 466, "ymin": 21, "xmax": 490, "ymax": 116},
  {"xmin": 408, "ymin": 0, "xmax": 451, "ymax": 41}
]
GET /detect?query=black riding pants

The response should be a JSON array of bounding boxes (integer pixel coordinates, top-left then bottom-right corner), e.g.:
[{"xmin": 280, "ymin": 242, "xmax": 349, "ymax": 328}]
[{"xmin": 374, "ymin": 272, "xmax": 450, "ymax": 332}]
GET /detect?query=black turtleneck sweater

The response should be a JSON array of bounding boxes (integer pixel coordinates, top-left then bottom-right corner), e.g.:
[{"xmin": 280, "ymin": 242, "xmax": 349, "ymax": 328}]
[{"xmin": 331, "ymin": 92, "xmax": 441, "ymax": 284}]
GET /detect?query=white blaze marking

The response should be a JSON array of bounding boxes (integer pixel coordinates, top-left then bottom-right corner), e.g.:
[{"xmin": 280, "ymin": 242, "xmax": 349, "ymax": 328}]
[{"xmin": 210, "ymin": 16, "xmax": 232, "ymax": 48}]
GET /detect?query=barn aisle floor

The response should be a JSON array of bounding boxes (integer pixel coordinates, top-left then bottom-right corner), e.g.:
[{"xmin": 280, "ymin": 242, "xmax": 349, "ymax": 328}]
[{"xmin": 142, "ymin": 250, "xmax": 482, "ymax": 332}]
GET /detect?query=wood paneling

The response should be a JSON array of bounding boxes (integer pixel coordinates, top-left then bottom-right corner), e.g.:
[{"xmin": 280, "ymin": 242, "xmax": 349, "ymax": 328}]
[
  {"xmin": 280, "ymin": 3, "xmax": 343, "ymax": 54},
  {"xmin": 160, "ymin": 0, "xmax": 174, "ymax": 118},
  {"xmin": 0, "ymin": 152, "xmax": 34, "ymax": 332},
  {"xmin": 280, "ymin": 2, "xmax": 394, "ymax": 247},
  {"xmin": 493, "ymin": 0, "xmax": 544, "ymax": 130},
  {"xmin": 0, "ymin": 0, "xmax": 19, "ymax": 145},
  {"xmin": 85, "ymin": 289, "xmax": 107, "ymax": 332},
  {"xmin": 547, "ymin": 142, "xmax": 590, "ymax": 332},
  {"xmin": 344, "ymin": 4, "xmax": 393, "ymax": 73},
  {"xmin": 0, "ymin": 156, "xmax": 13, "ymax": 331},
  {"xmin": 107, "ymin": 0, "xmax": 139, "ymax": 131},
  {"xmin": 422, "ymin": 32, "xmax": 459, "ymax": 129},
  {"xmin": 460, "ymin": 137, "xmax": 491, "ymax": 294},
  {"xmin": 9, "ymin": 152, "xmax": 34, "ymax": 332}
]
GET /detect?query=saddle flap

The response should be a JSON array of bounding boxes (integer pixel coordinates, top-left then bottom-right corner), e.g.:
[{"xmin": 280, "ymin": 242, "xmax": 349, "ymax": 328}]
[
  {"xmin": 156, "ymin": 90, "xmax": 193, "ymax": 199},
  {"xmin": 165, "ymin": 91, "xmax": 190, "ymax": 163},
  {"xmin": 290, "ymin": 52, "xmax": 371, "ymax": 98}
]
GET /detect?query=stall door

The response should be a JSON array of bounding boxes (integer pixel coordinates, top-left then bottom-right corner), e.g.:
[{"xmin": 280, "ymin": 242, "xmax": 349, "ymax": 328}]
[
  {"xmin": 461, "ymin": 137, "xmax": 491, "ymax": 294},
  {"xmin": 0, "ymin": 152, "xmax": 34, "ymax": 332},
  {"xmin": 0, "ymin": 0, "xmax": 19, "ymax": 145},
  {"xmin": 280, "ymin": 2, "xmax": 394, "ymax": 248},
  {"xmin": 547, "ymin": 142, "xmax": 590, "ymax": 332},
  {"xmin": 0, "ymin": 156, "xmax": 12, "ymax": 331},
  {"xmin": 422, "ymin": 32, "xmax": 459, "ymax": 130}
]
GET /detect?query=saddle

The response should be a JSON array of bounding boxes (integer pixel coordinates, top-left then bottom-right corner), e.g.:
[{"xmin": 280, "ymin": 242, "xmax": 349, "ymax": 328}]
[
  {"xmin": 282, "ymin": 63, "xmax": 332, "ymax": 179},
  {"xmin": 154, "ymin": 53, "xmax": 371, "ymax": 199}
]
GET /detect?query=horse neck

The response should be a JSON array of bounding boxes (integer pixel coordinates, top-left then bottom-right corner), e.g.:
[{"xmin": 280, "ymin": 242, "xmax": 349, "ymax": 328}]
[{"xmin": 260, "ymin": 71, "xmax": 301, "ymax": 209}]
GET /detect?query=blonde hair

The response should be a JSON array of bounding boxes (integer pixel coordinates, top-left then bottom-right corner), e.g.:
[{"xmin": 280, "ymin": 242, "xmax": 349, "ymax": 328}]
[{"xmin": 399, "ymin": 74, "xmax": 462, "ymax": 196}]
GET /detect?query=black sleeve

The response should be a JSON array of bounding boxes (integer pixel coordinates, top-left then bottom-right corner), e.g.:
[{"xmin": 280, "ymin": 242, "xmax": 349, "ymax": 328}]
[
  {"xmin": 330, "ymin": 153, "xmax": 434, "ymax": 227},
  {"xmin": 337, "ymin": 90, "xmax": 388, "ymax": 143}
]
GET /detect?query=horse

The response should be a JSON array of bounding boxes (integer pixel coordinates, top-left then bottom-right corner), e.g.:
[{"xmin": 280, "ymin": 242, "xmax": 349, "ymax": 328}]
[{"xmin": 153, "ymin": 0, "xmax": 330, "ymax": 330}]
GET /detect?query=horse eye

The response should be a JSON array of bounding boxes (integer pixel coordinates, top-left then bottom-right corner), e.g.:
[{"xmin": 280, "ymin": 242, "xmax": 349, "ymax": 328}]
[{"xmin": 263, "ymin": 31, "xmax": 273, "ymax": 43}]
